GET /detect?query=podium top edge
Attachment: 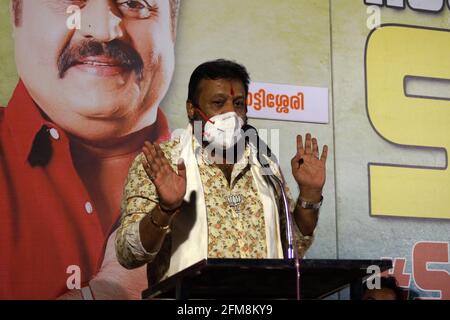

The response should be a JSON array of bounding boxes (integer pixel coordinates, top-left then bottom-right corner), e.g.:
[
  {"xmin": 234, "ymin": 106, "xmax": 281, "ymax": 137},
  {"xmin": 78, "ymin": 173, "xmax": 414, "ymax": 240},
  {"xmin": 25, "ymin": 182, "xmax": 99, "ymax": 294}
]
[{"xmin": 204, "ymin": 258, "xmax": 392, "ymax": 269}]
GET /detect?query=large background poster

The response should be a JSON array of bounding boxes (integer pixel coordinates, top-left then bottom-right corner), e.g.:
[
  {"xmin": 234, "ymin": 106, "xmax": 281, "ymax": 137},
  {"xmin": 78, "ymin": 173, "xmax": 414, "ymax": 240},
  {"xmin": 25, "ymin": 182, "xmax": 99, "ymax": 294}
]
[{"xmin": 0, "ymin": 0, "xmax": 449, "ymax": 299}]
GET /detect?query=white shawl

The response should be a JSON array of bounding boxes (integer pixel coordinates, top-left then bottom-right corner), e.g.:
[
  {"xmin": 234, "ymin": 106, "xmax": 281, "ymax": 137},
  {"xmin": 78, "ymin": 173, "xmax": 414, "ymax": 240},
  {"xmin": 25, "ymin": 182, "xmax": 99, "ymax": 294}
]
[{"xmin": 165, "ymin": 125, "xmax": 284, "ymax": 279}]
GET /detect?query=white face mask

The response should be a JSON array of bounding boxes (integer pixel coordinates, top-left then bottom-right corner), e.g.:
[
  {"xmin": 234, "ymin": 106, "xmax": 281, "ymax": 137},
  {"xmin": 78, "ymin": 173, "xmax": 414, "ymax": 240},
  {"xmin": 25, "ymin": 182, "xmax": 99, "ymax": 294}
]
[{"xmin": 203, "ymin": 112, "xmax": 244, "ymax": 150}]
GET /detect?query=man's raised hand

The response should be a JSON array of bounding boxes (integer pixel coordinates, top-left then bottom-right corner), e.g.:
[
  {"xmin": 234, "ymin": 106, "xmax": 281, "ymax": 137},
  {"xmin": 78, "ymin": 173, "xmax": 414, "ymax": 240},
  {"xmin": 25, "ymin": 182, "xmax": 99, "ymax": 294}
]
[
  {"xmin": 291, "ymin": 133, "xmax": 328, "ymax": 200},
  {"xmin": 141, "ymin": 142, "xmax": 186, "ymax": 211}
]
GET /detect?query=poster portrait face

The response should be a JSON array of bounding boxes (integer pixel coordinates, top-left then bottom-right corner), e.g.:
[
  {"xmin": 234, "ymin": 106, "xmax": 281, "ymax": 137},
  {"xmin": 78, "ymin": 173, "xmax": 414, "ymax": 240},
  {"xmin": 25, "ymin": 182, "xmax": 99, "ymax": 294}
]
[{"xmin": 11, "ymin": 0, "xmax": 177, "ymax": 142}]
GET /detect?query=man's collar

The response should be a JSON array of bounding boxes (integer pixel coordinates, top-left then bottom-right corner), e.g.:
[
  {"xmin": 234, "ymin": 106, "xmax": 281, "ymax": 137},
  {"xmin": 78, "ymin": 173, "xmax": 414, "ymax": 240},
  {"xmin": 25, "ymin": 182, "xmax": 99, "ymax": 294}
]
[
  {"xmin": 4, "ymin": 80, "xmax": 59, "ymax": 163},
  {"xmin": 4, "ymin": 79, "xmax": 171, "ymax": 164}
]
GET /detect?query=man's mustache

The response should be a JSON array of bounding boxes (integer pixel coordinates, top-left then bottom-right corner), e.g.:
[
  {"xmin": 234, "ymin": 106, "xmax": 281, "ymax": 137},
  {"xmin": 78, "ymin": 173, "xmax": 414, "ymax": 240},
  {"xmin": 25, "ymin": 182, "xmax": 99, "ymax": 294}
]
[{"xmin": 57, "ymin": 39, "xmax": 144, "ymax": 80}]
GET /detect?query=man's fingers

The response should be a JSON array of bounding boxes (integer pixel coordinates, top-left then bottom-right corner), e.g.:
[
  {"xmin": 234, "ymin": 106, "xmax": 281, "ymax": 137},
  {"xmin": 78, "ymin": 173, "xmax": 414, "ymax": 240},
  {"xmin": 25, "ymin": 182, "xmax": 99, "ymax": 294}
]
[
  {"xmin": 305, "ymin": 133, "xmax": 312, "ymax": 154},
  {"xmin": 145, "ymin": 144, "xmax": 163, "ymax": 176},
  {"xmin": 142, "ymin": 144, "xmax": 156, "ymax": 174},
  {"xmin": 154, "ymin": 143, "xmax": 164, "ymax": 156},
  {"xmin": 142, "ymin": 143, "xmax": 153, "ymax": 161},
  {"xmin": 296, "ymin": 135, "xmax": 304, "ymax": 155},
  {"xmin": 144, "ymin": 142, "xmax": 157, "ymax": 162},
  {"xmin": 155, "ymin": 143, "xmax": 174, "ymax": 173},
  {"xmin": 177, "ymin": 158, "xmax": 187, "ymax": 179},
  {"xmin": 312, "ymin": 138, "xmax": 319, "ymax": 158},
  {"xmin": 154, "ymin": 144, "xmax": 168, "ymax": 163},
  {"xmin": 141, "ymin": 158, "xmax": 154, "ymax": 180},
  {"xmin": 148, "ymin": 143, "xmax": 162, "ymax": 168},
  {"xmin": 320, "ymin": 145, "xmax": 329, "ymax": 163}
]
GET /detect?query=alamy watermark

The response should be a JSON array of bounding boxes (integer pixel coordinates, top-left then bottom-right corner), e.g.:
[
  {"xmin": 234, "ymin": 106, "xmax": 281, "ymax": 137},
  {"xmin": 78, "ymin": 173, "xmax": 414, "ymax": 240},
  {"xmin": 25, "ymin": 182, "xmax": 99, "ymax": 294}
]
[
  {"xmin": 66, "ymin": 265, "xmax": 81, "ymax": 290},
  {"xmin": 66, "ymin": 5, "xmax": 81, "ymax": 30},
  {"xmin": 366, "ymin": 265, "xmax": 382, "ymax": 289}
]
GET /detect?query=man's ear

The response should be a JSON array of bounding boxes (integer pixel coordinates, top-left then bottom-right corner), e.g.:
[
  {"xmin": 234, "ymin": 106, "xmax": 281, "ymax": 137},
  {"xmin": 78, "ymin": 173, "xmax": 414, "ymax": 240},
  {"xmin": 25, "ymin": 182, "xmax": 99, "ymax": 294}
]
[{"xmin": 186, "ymin": 100, "xmax": 195, "ymax": 121}]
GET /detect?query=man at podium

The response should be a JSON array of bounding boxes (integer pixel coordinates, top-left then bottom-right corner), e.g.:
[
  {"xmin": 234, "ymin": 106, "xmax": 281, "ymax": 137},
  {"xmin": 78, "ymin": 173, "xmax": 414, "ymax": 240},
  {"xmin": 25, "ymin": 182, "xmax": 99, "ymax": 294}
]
[{"xmin": 116, "ymin": 59, "xmax": 328, "ymax": 285}]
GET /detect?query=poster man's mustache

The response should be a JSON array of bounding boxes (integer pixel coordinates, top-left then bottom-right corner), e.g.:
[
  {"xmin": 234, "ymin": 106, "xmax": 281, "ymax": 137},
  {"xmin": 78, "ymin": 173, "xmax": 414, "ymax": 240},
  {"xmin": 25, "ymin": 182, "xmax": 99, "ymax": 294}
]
[{"xmin": 57, "ymin": 39, "xmax": 144, "ymax": 80}]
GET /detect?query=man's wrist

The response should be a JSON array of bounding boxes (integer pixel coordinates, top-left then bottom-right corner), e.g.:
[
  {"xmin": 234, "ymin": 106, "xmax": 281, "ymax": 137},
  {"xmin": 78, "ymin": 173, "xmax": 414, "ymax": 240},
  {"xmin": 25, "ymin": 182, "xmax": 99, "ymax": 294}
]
[
  {"xmin": 159, "ymin": 201, "xmax": 182, "ymax": 213},
  {"xmin": 297, "ymin": 195, "xmax": 323, "ymax": 210},
  {"xmin": 298, "ymin": 187, "xmax": 323, "ymax": 202},
  {"xmin": 150, "ymin": 205, "xmax": 177, "ymax": 231}
]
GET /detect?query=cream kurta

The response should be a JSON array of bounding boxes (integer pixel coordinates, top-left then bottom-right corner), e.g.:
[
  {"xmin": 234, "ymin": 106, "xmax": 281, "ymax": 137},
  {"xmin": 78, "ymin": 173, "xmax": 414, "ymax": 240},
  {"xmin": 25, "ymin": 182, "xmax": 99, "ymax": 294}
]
[{"xmin": 116, "ymin": 125, "xmax": 314, "ymax": 284}]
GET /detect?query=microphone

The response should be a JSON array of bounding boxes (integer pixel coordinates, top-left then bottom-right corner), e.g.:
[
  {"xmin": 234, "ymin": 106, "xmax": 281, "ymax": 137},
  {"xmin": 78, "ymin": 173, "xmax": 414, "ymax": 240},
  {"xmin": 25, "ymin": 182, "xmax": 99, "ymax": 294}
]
[
  {"xmin": 242, "ymin": 123, "xmax": 296, "ymax": 260},
  {"xmin": 242, "ymin": 123, "xmax": 301, "ymax": 300},
  {"xmin": 242, "ymin": 124, "xmax": 273, "ymax": 168}
]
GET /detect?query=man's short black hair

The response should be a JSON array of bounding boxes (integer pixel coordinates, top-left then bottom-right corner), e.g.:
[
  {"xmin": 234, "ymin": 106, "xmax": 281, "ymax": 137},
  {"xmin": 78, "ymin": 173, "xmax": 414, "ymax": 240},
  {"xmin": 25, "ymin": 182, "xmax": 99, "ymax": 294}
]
[{"xmin": 188, "ymin": 59, "xmax": 250, "ymax": 106}]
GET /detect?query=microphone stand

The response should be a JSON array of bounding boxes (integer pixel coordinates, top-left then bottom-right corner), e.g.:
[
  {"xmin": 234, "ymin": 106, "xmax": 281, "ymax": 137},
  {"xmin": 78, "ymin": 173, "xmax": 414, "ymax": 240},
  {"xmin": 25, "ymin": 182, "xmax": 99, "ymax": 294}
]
[
  {"xmin": 244, "ymin": 125, "xmax": 301, "ymax": 300},
  {"xmin": 267, "ymin": 174, "xmax": 301, "ymax": 301}
]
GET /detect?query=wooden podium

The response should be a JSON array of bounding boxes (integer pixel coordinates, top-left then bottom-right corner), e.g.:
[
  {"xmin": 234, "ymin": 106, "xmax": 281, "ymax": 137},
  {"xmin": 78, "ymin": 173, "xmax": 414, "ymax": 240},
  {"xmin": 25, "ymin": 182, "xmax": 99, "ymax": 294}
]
[{"xmin": 142, "ymin": 258, "xmax": 392, "ymax": 300}]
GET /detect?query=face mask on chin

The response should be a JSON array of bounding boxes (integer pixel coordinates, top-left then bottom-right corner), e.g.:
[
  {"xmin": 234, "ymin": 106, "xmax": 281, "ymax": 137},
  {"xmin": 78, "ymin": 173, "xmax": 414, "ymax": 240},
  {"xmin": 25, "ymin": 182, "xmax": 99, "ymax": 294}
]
[{"xmin": 202, "ymin": 111, "xmax": 244, "ymax": 150}]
